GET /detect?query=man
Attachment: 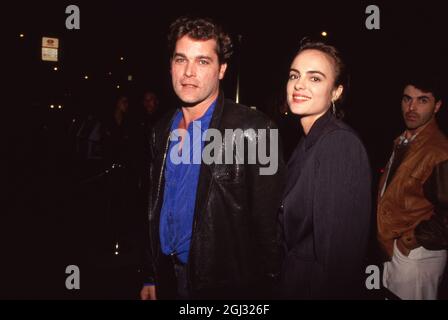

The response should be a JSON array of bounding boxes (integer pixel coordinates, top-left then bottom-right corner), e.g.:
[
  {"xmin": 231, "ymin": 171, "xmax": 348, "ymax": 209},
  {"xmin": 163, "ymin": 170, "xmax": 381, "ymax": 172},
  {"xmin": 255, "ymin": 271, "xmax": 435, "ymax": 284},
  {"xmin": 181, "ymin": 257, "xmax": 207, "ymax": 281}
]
[
  {"xmin": 137, "ymin": 90, "xmax": 161, "ymax": 176},
  {"xmin": 140, "ymin": 17, "xmax": 284, "ymax": 300},
  {"xmin": 142, "ymin": 91, "xmax": 159, "ymax": 117},
  {"xmin": 377, "ymin": 75, "xmax": 448, "ymax": 300},
  {"xmin": 141, "ymin": 90, "xmax": 161, "ymax": 132}
]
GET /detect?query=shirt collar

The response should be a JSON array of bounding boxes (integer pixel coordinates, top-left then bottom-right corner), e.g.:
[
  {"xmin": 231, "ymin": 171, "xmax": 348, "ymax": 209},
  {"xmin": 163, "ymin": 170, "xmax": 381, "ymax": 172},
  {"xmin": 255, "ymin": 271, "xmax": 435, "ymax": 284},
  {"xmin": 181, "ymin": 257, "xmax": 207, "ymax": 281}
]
[
  {"xmin": 170, "ymin": 99, "xmax": 217, "ymax": 132},
  {"xmin": 193, "ymin": 99, "xmax": 217, "ymax": 132},
  {"xmin": 394, "ymin": 117, "xmax": 438, "ymax": 148}
]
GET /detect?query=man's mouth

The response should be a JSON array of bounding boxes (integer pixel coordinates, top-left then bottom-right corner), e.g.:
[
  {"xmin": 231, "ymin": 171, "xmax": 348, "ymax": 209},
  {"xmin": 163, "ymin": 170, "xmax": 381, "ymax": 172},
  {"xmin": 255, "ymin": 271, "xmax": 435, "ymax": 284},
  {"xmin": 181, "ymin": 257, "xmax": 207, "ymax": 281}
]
[
  {"xmin": 181, "ymin": 83, "xmax": 198, "ymax": 88},
  {"xmin": 405, "ymin": 113, "xmax": 419, "ymax": 121}
]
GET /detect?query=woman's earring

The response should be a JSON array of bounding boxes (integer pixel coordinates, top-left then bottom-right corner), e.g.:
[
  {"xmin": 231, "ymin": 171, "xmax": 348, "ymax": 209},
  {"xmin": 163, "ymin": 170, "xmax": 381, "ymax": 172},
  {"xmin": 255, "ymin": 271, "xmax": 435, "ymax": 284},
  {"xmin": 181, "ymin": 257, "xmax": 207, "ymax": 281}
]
[{"xmin": 332, "ymin": 100, "xmax": 336, "ymax": 114}]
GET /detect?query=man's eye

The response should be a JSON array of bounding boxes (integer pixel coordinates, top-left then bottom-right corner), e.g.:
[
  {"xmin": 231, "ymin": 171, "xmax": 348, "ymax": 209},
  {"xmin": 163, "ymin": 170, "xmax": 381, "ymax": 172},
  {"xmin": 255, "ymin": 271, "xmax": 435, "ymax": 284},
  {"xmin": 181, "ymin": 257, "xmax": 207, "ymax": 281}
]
[
  {"xmin": 420, "ymin": 98, "xmax": 428, "ymax": 104},
  {"xmin": 199, "ymin": 60, "xmax": 209, "ymax": 65},
  {"xmin": 175, "ymin": 58, "xmax": 185, "ymax": 63}
]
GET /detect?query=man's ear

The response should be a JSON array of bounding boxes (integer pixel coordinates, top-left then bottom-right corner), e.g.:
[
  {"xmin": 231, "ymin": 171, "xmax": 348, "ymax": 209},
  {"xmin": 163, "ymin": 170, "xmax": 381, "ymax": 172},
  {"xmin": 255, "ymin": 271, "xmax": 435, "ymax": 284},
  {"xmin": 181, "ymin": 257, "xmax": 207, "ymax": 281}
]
[
  {"xmin": 219, "ymin": 63, "xmax": 227, "ymax": 80},
  {"xmin": 434, "ymin": 100, "xmax": 442, "ymax": 114}
]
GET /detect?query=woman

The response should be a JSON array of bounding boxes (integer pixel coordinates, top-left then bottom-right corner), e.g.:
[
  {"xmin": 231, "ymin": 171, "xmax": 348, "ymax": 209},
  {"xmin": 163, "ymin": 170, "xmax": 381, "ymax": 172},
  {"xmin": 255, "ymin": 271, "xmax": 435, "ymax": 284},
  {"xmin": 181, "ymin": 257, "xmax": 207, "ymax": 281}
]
[{"xmin": 279, "ymin": 41, "xmax": 371, "ymax": 299}]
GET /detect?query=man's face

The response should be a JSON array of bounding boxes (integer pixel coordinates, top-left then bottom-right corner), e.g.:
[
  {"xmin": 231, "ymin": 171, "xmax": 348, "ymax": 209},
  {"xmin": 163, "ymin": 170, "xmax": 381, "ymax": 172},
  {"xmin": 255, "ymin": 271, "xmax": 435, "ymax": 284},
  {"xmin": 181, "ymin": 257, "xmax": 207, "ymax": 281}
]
[
  {"xmin": 401, "ymin": 85, "xmax": 442, "ymax": 132},
  {"xmin": 171, "ymin": 36, "xmax": 227, "ymax": 107},
  {"xmin": 143, "ymin": 92, "xmax": 158, "ymax": 114},
  {"xmin": 117, "ymin": 96, "xmax": 129, "ymax": 113}
]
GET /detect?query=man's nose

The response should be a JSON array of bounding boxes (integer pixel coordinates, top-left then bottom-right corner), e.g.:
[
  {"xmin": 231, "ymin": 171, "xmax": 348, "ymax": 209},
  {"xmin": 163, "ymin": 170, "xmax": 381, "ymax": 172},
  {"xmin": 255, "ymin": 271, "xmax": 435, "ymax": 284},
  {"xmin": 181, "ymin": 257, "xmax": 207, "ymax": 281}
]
[{"xmin": 184, "ymin": 62, "xmax": 196, "ymax": 77}]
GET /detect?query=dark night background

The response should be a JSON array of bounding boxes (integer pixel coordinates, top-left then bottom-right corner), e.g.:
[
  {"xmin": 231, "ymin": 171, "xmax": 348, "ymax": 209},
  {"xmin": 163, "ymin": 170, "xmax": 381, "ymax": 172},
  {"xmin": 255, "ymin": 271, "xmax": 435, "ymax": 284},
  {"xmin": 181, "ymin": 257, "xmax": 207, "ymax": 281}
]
[{"xmin": 4, "ymin": 0, "xmax": 448, "ymax": 299}]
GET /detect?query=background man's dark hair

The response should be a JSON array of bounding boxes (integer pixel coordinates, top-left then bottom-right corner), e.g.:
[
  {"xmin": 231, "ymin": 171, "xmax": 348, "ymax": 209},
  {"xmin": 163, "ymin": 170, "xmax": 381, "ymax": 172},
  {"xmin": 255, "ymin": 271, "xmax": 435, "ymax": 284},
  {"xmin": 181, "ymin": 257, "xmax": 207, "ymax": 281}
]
[
  {"xmin": 167, "ymin": 16, "xmax": 233, "ymax": 64},
  {"xmin": 402, "ymin": 71, "xmax": 443, "ymax": 103}
]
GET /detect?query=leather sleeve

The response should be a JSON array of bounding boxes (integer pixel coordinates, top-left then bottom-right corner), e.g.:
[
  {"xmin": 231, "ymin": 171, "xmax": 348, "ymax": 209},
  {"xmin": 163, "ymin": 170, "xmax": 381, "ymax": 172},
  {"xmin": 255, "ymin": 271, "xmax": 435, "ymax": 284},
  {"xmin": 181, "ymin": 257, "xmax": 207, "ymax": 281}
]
[
  {"xmin": 415, "ymin": 159, "xmax": 448, "ymax": 250},
  {"xmin": 140, "ymin": 128, "xmax": 156, "ymax": 284},
  {"xmin": 247, "ymin": 119, "xmax": 285, "ymax": 289}
]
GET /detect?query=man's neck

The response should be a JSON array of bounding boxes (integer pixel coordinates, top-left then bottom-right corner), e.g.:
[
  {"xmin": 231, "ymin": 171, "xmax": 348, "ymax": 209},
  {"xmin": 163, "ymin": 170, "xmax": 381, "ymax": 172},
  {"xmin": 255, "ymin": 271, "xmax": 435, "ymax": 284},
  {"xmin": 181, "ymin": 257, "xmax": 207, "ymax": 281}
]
[
  {"xmin": 114, "ymin": 111, "xmax": 124, "ymax": 126},
  {"xmin": 404, "ymin": 117, "xmax": 434, "ymax": 139},
  {"xmin": 179, "ymin": 93, "xmax": 218, "ymax": 130}
]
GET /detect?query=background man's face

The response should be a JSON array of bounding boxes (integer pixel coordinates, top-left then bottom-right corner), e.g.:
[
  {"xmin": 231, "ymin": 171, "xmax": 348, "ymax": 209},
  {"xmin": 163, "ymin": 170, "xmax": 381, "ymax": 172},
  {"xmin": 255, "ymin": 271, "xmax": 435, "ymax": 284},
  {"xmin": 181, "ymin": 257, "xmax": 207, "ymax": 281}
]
[
  {"xmin": 171, "ymin": 36, "xmax": 227, "ymax": 107},
  {"xmin": 401, "ymin": 85, "xmax": 441, "ymax": 132},
  {"xmin": 117, "ymin": 96, "xmax": 129, "ymax": 113},
  {"xmin": 143, "ymin": 92, "xmax": 158, "ymax": 114}
]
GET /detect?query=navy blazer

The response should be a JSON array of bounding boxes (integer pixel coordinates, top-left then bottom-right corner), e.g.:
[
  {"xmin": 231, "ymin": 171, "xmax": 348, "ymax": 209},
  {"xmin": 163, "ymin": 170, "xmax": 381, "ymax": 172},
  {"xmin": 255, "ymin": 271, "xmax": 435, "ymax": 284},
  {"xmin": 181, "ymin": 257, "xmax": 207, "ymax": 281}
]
[{"xmin": 279, "ymin": 111, "xmax": 372, "ymax": 299}]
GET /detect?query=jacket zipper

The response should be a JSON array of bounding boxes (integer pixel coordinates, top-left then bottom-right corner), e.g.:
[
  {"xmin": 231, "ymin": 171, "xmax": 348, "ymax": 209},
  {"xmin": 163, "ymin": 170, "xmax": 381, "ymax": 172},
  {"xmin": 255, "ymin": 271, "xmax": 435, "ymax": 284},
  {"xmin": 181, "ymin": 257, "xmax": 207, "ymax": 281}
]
[{"xmin": 148, "ymin": 132, "xmax": 170, "ymax": 258}]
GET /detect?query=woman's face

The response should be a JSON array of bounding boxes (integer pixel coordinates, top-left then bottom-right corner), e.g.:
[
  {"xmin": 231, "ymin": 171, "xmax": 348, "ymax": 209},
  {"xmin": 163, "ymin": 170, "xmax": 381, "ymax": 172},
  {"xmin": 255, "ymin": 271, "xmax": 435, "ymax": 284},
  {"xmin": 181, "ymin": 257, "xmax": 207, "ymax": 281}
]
[{"xmin": 287, "ymin": 49, "xmax": 342, "ymax": 119}]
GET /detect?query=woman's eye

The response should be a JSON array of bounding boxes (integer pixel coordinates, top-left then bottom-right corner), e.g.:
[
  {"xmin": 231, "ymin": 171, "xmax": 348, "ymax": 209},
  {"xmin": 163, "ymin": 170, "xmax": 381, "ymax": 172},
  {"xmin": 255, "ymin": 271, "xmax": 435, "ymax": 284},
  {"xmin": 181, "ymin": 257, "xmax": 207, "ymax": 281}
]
[
  {"xmin": 310, "ymin": 76, "xmax": 321, "ymax": 82},
  {"xmin": 288, "ymin": 74, "xmax": 298, "ymax": 80}
]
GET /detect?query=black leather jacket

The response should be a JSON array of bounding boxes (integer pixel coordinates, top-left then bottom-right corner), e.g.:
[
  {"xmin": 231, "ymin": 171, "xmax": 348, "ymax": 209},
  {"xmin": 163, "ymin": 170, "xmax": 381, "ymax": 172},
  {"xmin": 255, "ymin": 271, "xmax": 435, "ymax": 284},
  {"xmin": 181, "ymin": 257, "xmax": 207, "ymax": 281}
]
[{"xmin": 144, "ymin": 92, "xmax": 285, "ymax": 299}]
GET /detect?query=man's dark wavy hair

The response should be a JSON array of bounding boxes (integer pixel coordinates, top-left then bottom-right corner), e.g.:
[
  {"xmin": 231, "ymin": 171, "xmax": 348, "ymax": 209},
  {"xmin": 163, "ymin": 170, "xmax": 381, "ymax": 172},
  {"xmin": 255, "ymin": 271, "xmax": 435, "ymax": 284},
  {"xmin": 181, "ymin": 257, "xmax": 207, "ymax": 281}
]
[{"xmin": 167, "ymin": 16, "xmax": 233, "ymax": 64}]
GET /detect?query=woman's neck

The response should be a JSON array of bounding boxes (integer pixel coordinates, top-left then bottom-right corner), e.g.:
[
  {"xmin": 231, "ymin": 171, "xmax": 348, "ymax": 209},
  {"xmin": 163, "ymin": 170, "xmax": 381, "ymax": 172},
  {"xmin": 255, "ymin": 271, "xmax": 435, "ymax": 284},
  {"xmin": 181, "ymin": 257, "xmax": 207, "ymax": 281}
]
[{"xmin": 300, "ymin": 110, "xmax": 328, "ymax": 135}]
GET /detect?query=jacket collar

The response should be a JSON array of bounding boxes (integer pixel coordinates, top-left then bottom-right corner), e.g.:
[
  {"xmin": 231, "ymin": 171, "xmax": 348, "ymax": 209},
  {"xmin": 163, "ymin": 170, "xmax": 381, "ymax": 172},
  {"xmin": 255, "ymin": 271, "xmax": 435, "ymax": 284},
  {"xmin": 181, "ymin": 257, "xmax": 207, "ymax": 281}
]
[
  {"xmin": 207, "ymin": 91, "xmax": 225, "ymax": 130},
  {"xmin": 394, "ymin": 118, "xmax": 440, "ymax": 150},
  {"xmin": 191, "ymin": 91, "xmax": 226, "ymax": 243},
  {"xmin": 160, "ymin": 92, "xmax": 225, "ymax": 145},
  {"xmin": 282, "ymin": 110, "xmax": 335, "ymax": 199},
  {"xmin": 304, "ymin": 110, "xmax": 333, "ymax": 151}
]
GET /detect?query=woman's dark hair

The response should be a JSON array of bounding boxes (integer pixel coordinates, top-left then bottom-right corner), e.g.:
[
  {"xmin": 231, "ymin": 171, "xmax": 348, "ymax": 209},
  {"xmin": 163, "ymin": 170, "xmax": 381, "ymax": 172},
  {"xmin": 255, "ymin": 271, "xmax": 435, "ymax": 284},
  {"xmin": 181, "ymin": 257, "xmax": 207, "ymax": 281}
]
[
  {"xmin": 167, "ymin": 16, "xmax": 233, "ymax": 64},
  {"xmin": 296, "ymin": 38, "xmax": 349, "ymax": 118}
]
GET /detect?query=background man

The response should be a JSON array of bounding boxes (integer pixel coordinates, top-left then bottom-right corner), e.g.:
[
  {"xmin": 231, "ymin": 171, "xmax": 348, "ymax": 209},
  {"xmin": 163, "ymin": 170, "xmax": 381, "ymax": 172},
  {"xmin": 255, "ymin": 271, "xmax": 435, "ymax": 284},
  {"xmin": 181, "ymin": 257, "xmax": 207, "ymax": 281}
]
[{"xmin": 377, "ymin": 73, "xmax": 448, "ymax": 299}]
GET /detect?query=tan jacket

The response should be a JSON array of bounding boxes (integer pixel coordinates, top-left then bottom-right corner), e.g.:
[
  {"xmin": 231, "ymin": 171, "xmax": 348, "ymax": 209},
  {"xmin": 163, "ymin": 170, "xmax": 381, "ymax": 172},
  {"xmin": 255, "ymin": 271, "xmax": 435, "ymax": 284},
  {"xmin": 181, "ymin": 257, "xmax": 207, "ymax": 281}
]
[{"xmin": 377, "ymin": 118, "xmax": 448, "ymax": 258}]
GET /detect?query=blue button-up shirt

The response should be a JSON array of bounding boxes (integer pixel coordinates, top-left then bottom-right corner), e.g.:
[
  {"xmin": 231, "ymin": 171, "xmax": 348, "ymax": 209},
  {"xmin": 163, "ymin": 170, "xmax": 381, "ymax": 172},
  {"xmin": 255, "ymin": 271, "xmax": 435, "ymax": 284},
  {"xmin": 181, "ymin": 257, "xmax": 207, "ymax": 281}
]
[{"xmin": 159, "ymin": 101, "xmax": 216, "ymax": 264}]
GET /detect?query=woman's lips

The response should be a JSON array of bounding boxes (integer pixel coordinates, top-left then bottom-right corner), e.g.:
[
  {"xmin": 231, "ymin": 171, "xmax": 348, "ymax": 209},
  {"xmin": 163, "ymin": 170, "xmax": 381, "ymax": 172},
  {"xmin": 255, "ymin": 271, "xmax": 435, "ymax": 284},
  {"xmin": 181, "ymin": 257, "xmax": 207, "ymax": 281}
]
[{"xmin": 292, "ymin": 94, "xmax": 311, "ymax": 103}]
